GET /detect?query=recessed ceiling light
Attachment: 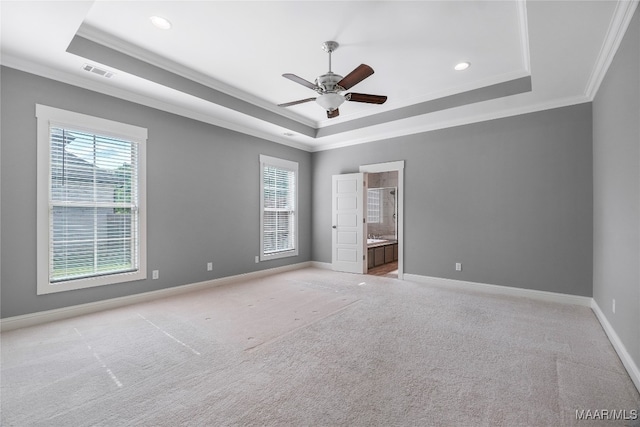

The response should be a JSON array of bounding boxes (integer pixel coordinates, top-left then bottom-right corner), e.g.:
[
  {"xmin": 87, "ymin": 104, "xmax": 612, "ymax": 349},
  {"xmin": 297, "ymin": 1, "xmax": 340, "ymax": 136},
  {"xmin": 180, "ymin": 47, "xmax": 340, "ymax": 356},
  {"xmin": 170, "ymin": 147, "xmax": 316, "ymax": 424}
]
[
  {"xmin": 454, "ymin": 62, "xmax": 471, "ymax": 71},
  {"xmin": 150, "ymin": 16, "xmax": 172, "ymax": 30}
]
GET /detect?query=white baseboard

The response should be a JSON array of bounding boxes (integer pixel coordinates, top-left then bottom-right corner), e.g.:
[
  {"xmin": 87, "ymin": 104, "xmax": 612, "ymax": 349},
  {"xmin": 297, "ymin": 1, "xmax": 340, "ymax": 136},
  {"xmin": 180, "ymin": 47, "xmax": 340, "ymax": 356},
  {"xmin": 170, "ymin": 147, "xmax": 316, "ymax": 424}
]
[
  {"xmin": 0, "ymin": 261, "xmax": 312, "ymax": 332},
  {"xmin": 591, "ymin": 299, "xmax": 640, "ymax": 393},
  {"xmin": 310, "ymin": 261, "xmax": 332, "ymax": 270},
  {"xmin": 403, "ymin": 274, "xmax": 593, "ymax": 307}
]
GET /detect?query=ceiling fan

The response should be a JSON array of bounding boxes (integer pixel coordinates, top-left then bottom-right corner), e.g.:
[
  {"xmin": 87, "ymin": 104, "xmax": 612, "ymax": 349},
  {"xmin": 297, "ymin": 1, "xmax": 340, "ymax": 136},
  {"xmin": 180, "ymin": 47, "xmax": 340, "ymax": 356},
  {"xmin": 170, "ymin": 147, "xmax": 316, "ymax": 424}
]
[{"xmin": 278, "ymin": 41, "xmax": 387, "ymax": 119}]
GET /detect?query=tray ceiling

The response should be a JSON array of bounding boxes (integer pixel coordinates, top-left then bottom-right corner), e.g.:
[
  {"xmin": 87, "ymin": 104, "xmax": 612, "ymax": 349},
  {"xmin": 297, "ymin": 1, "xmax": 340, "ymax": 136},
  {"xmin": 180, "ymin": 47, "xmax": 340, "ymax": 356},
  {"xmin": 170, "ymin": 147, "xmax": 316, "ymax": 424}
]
[{"xmin": 1, "ymin": 1, "xmax": 636, "ymax": 151}]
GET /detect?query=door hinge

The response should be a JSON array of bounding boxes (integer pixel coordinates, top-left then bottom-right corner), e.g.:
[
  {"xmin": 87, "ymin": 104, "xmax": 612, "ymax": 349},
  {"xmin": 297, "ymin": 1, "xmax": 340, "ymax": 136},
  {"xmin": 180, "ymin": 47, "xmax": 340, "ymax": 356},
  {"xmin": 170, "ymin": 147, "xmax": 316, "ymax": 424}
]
[
  {"xmin": 363, "ymin": 218, "xmax": 366, "ymax": 223},
  {"xmin": 363, "ymin": 254, "xmax": 366, "ymax": 260}
]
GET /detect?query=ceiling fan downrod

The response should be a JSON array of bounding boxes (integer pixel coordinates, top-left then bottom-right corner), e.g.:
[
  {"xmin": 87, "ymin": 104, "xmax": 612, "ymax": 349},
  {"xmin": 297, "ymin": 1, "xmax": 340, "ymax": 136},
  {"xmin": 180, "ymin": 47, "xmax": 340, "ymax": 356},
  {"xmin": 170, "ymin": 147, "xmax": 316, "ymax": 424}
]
[
  {"xmin": 317, "ymin": 41, "xmax": 344, "ymax": 95},
  {"xmin": 322, "ymin": 41, "xmax": 339, "ymax": 73}
]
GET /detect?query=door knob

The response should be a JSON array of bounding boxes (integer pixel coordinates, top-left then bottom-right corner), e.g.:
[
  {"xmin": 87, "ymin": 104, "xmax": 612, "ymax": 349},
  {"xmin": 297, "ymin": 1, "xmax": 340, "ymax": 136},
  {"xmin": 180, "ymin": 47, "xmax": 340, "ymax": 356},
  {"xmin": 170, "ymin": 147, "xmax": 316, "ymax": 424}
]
[{"xmin": 332, "ymin": 225, "xmax": 337, "ymax": 229}]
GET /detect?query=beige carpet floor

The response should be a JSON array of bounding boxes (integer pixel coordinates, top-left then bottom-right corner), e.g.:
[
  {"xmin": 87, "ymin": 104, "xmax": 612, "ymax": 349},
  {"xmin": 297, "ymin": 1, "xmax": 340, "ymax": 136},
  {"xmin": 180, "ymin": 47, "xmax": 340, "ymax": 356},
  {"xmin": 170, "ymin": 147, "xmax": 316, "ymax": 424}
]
[{"xmin": 2, "ymin": 268, "xmax": 639, "ymax": 426}]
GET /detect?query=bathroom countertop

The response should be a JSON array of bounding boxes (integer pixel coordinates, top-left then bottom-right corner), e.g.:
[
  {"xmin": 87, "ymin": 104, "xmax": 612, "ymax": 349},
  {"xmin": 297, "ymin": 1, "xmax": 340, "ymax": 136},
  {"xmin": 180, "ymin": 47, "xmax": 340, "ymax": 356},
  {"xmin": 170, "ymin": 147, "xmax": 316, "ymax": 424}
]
[{"xmin": 366, "ymin": 239, "xmax": 398, "ymax": 248}]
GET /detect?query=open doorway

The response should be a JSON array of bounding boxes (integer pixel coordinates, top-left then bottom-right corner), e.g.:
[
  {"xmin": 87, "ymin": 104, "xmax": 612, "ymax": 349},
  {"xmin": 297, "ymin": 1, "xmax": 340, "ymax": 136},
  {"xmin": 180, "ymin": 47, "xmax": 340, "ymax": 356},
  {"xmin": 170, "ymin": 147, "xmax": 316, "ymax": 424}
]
[
  {"xmin": 360, "ymin": 161, "xmax": 404, "ymax": 280},
  {"xmin": 331, "ymin": 161, "xmax": 404, "ymax": 278},
  {"xmin": 365, "ymin": 172, "xmax": 399, "ymax": 278}
]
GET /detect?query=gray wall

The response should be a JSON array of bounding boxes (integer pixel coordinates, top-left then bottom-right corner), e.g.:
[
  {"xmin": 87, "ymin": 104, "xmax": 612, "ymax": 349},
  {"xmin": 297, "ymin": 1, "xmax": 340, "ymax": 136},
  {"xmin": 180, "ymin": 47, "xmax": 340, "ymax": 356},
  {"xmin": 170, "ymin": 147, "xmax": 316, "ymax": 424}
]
[
  {"xmin": 0, "ymin": 66, "xmax": 311, "ymax": 318},
  {"xmin": 593, "ymin": 8, "xmax": 640, "ymax": 368},
  {"xmin": 312, "ymin": 103, "xmax": 593, "ymax": 297}
]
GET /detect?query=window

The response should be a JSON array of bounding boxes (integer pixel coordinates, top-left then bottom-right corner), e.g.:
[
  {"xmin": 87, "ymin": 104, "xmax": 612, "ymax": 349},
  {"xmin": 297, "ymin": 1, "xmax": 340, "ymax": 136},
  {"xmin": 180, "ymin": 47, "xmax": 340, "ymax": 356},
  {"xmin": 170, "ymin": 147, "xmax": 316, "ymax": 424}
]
[
  {"xmin": 367, "ymin": 188, "xmax": 382, "ymax": 224},
  {"xmin": 36, "ymin": 105, "xmax": 147, "ymax": 294},
  {"xmin": 259, "ymin": 155, "xmax": 298, "ymax": 261}
]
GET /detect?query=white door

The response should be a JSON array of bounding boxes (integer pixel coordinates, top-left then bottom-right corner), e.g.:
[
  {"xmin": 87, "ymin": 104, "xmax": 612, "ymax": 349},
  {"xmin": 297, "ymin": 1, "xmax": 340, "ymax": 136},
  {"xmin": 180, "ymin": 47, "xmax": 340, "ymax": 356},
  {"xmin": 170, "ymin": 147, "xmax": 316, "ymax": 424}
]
[{"xmin": 332, "ymin": 173, "xmax": 366, "ymax": 273}]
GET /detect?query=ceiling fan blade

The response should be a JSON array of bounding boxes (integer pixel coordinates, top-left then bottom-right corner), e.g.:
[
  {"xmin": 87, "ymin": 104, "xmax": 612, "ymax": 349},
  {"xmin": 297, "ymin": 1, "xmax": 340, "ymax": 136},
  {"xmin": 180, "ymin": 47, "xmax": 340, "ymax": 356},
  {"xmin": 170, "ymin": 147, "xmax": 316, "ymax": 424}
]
[
  {"xmin": 346, "ymin": 93, "xmax": 387, "ymax": 104},
  {"xmin": 278, "ymin": 97, "xmax": 316, "ymax": 107},
  {"xmin": 327, "ymin": 109, "xmax": 340, "ymax": 119},
  {"xmin": 282, "ymin": 73, "xmax": 318, "ymax": 90},
  {"xmin": 338, "ymin": 64, "xmax": 374, "ymax": 90}
]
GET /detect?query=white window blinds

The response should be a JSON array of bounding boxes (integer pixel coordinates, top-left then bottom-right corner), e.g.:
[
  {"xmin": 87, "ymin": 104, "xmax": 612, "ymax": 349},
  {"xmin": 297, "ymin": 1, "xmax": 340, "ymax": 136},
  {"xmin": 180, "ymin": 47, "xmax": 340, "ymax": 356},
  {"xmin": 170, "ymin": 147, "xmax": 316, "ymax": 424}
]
[
  {"xmin": 36, "ymin": 104, "xmax": 147, "ymax": 294},
  {"xmin": 49, "ymin": 127, "xmax": 140, "ymax": 283},
  {"xmin": 260, "ymin": 155, "xmax": 298, "ymax": 260}
]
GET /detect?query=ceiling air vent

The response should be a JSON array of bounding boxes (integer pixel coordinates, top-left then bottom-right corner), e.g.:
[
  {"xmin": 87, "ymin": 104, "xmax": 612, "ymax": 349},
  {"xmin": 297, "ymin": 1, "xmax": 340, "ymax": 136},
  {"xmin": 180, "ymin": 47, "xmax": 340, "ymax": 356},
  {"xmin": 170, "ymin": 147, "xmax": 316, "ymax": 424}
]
[{"xmin": 82, "ymin": 64, "xmax": 114, "ymax": 79}]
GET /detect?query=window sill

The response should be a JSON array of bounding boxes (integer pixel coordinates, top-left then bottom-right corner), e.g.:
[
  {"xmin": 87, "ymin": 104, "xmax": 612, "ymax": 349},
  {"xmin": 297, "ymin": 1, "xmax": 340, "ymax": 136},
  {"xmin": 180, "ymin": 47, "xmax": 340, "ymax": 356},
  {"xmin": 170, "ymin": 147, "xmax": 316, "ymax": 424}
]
[{"xmin": 37, "ymin": 269, "xmax": 146, "ymax": 295}]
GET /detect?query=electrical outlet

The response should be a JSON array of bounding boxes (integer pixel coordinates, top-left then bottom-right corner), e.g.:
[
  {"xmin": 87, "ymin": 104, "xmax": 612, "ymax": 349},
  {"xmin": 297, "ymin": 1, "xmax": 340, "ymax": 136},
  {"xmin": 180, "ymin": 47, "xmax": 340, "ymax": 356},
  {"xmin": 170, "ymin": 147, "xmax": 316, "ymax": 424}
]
[
  {"xmin": 255, "ymin": 256, "xmax": 259, "ymax": 263},
  {"xmin": 152, "ymin": 270, "xmax": 159, "ymax": 280},
  {"xmin": 455, "ymin": 262, "xmax": 462, "ymax": 271},
  {"xmin": 612, "ymin": 299, "xmax": 616, "ymax": 314},
  {"xmin": 207, "ymin": 262, "xmax": 213, "ymax": 271}
]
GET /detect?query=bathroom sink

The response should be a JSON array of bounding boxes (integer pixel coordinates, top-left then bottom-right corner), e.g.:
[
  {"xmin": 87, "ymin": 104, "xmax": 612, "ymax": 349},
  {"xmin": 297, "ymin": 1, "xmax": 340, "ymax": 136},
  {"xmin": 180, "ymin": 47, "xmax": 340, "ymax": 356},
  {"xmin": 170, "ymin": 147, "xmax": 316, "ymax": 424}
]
[{"xmin": 367, "ymin": 238, "xmax": 388, "ymax": 244}]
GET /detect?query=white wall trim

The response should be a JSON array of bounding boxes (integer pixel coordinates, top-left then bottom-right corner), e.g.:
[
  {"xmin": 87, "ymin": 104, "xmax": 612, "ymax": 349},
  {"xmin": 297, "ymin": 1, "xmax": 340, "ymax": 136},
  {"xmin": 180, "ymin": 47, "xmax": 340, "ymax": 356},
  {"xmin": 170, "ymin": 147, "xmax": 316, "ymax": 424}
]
[
  {"xmin": 0, "ymin": 261, "xmax": 312, "ymax": 332},
  {"xmin": 517, "ymin": 0, "xmax": 531, "ymax": 73},
  {"xmin": 584, "ymin": 0, "xmax": 639, "ymax": 100},
  {"xmin": 404, "ymin": 274, "xmax": 592, "ymax": 307},
  {"xmin": 359, "ymin": 160, "xmax": 405, "ymax": 174},
  {"xmin": 591, "ymin": 299, "xmax": 640, "ymax": 393},
  {"xmin": 310, "ymin": 261, "xmax": 332, "ymax": 270}
]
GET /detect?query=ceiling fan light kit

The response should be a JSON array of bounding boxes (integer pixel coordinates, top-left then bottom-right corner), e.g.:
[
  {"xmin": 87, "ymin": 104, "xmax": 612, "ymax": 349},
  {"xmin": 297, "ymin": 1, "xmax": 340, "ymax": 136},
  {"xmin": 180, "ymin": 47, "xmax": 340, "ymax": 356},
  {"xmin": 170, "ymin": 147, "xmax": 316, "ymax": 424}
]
[
  {"xmin": 316, "ymin": 92, "xmax": 346, "ymax": 111},
  {"xmin": 278, "ymin": 40, "xmax": 387, "ymax": 119}
]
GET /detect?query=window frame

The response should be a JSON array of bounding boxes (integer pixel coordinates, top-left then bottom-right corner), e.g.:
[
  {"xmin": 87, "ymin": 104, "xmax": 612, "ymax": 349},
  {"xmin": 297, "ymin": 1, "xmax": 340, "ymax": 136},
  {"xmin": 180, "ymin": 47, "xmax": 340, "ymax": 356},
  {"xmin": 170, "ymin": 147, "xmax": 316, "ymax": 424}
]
[
  {"xmin": 259, "ymin": 154, "xmax": 298, "ymax": 261},
  {"xmin": 36, "ymin": 104, "xmax": 147, "ymax": 295}
]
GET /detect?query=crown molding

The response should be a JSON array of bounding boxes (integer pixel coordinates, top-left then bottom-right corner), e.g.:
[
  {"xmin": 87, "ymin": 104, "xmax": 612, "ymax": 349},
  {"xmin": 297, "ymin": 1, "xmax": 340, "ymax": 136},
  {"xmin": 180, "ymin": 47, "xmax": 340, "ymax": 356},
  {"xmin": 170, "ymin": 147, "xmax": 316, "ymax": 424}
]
[
  {"xmin": 310, "ymin": 94, "xmax": 590, "ymax": 152},
  {"xmin": 584, "ymin": 0, "xmax": 639, "ymax": 100},
  {"xmin": 0, "ymin": 55, "xmax": 314, "ymax": 152},
  {"xmin": 517, "ymin": 0, "xmax": 531, "ymax": 73},
  {"xmin": 2, "ymin": 55, "xmax": 591, "ymax": 155}
]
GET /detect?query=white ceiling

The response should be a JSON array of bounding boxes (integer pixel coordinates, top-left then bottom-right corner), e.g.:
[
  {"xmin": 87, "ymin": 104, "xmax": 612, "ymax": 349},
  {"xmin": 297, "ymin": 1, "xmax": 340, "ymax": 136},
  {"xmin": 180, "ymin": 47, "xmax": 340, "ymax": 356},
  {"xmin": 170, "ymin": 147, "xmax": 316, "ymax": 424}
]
[{"xmin": 1, "ymin": 1, "xmax": 637, "ymax": 151}]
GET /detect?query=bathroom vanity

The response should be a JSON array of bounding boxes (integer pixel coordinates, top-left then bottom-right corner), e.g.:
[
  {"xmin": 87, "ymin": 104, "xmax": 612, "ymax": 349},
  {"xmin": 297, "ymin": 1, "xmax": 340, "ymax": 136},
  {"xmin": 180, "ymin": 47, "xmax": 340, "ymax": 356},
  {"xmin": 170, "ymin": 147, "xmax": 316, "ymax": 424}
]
[{"xmin": 367, "ymin": 239, "xmax": 398, "ymax": 269}]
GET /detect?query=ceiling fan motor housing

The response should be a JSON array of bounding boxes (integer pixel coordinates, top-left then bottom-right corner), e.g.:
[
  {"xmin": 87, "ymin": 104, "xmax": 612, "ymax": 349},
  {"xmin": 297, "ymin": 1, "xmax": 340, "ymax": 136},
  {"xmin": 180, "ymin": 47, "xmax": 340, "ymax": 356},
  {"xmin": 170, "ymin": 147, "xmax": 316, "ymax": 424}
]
[{"xmin": 316, "ymin": 72, "xmax": 344, "ymax": 93}]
